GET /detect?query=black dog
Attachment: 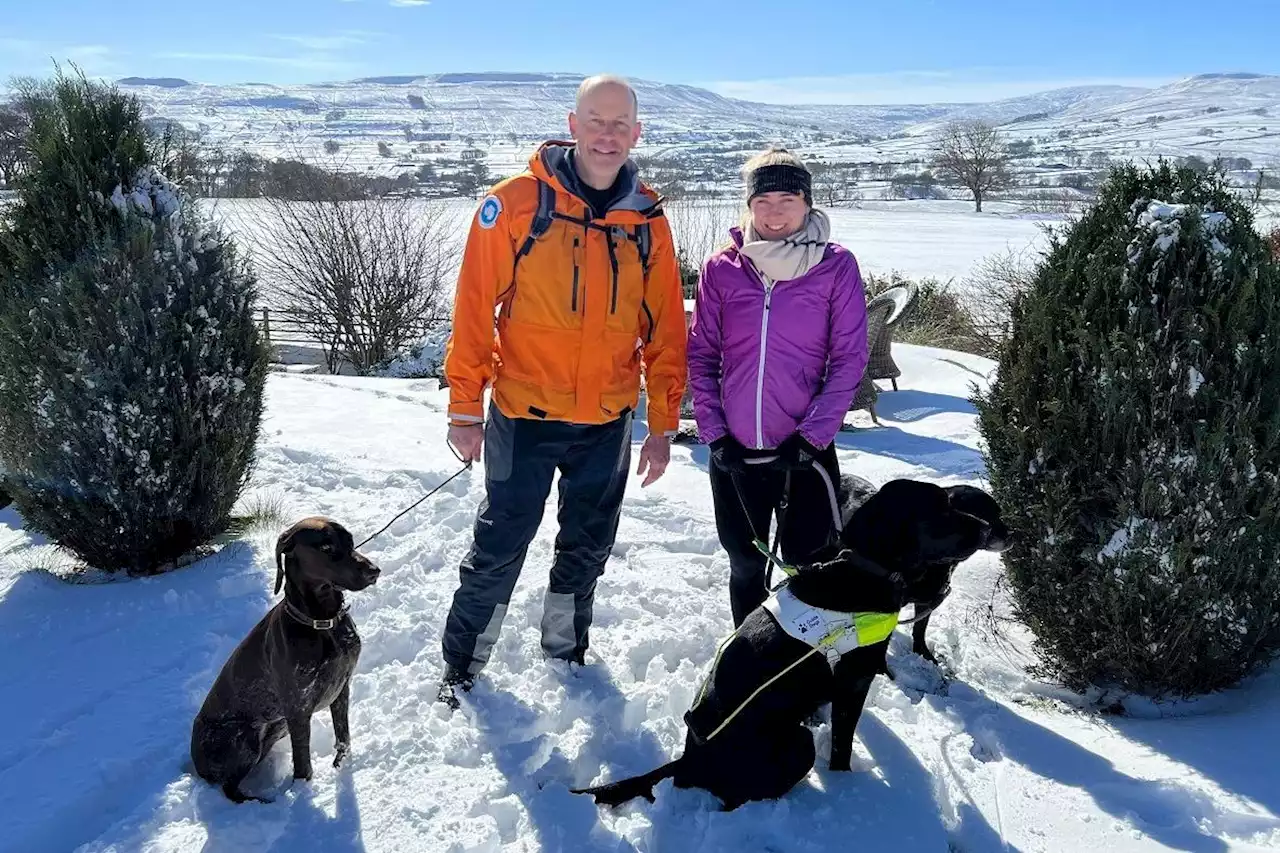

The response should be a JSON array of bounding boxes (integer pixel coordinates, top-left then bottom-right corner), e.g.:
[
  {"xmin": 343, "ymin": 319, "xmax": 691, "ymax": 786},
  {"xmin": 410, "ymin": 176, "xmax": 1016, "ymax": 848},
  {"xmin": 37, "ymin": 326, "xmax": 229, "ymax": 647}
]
[
  {"xmin": 191, "ymin": 517, "xmax": 380, "ymax": 803},
  {"xmin": 573, "ymin": 479, "xmax": 1008, "ymax": 810},
  {"xmin": 836, "ymin": 475, "xmax": 1011, "ymax": 664}
]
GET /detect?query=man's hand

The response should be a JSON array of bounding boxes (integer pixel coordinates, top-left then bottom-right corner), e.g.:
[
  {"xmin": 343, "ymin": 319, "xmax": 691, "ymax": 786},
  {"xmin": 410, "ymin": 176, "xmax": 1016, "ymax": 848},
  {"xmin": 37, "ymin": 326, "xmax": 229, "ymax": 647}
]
[
  {"xmin": 636, "ymin": 434, "xmax": 671, "ymax": 487},
  {"xmin": 448, "ymin": 423, "xmax": 485, "ymax": 463}
]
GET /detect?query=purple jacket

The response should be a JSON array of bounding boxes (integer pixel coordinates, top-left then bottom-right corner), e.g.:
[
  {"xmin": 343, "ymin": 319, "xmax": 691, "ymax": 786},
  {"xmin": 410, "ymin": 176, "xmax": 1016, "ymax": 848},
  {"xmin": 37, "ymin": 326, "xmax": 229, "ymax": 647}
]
[{"xmin": 687, "ymin": 229, "xmax": 868, "ymax": 450}]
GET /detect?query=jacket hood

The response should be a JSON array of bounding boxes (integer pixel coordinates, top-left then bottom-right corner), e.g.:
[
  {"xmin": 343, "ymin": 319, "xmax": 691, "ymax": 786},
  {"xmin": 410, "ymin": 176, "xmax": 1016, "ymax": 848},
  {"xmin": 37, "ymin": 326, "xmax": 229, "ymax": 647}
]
[{"xmin": 529, "ymin": 140, "xmax": 660, "ymax": 216}]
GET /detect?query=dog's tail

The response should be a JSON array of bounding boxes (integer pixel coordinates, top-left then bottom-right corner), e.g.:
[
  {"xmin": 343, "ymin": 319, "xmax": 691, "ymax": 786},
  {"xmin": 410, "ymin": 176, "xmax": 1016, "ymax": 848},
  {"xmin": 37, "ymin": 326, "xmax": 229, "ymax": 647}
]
[{"xmin": 571, "ymin": 759, "xmax": 682, "ymax": 808}]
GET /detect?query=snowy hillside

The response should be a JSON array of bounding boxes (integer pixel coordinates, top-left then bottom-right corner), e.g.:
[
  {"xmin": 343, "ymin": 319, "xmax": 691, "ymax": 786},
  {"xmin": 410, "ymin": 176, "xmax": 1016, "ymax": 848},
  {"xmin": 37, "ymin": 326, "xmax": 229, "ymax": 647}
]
[
  {"xmin": 2, "ymin": 346, "xmax": 1278, "ymax": 852},
  {"xmin": 111, "ymin": 71, "xmax": 1280, "ymax": 180}
]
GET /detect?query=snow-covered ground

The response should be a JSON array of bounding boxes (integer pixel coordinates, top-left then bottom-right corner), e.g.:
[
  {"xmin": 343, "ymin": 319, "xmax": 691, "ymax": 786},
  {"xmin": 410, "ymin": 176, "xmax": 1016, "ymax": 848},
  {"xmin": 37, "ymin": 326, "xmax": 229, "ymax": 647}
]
[
  {"xmin": 116, "ymin": 72, "xmax": 1280, "ymax": 179},
  {"xmin": 2, "ymin": 345, "xmax": 1277, "ymax": 853},
  {"xmin": 209, "ymin": 197, "xmax": 1056, "ymax": 307}
]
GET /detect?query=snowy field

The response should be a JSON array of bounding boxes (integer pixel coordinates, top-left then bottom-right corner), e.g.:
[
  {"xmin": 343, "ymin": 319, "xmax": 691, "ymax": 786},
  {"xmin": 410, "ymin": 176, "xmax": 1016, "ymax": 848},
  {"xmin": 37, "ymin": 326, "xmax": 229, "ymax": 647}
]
[
  {"xmin": 117, "ymin": 72, "xmax": 1280, "ymax": 179},
  {"xmin": 208, "ymin": 197, "xmax": 1057, "ymax": 307},
  {"xmin": 2, "ymin": 344, "xmax": 1278, "ymax": 853}
]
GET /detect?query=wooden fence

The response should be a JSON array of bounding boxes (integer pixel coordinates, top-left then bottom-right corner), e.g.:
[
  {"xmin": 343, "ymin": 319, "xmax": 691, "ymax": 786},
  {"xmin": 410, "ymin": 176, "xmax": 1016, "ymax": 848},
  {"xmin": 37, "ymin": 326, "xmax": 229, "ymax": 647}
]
[{"xmin": 255, "ymin": 307, "xmax": 438, "ymax": 350}]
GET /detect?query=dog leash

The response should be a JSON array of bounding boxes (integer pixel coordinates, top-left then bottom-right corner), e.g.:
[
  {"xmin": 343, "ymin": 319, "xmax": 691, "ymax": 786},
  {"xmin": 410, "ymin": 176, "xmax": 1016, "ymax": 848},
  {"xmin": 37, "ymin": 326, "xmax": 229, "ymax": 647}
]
[
  {"xmin": 728, "ymin": 457, "xmax": 797, "ymax": 581},
  {"xmin": 355, "ymin": 440, "xmax": 473, "ymax": 550},
  {"xmin": 729, "ymin": 455, "xmax": 847, "ymax": 583}
]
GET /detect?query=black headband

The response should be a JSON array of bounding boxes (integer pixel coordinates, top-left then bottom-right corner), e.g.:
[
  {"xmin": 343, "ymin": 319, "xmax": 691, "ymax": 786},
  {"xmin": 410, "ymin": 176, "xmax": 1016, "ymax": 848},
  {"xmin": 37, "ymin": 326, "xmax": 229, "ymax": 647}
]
[{"xmin": 746, "ymin": 163, "xmax": 812, "ymax": 205}]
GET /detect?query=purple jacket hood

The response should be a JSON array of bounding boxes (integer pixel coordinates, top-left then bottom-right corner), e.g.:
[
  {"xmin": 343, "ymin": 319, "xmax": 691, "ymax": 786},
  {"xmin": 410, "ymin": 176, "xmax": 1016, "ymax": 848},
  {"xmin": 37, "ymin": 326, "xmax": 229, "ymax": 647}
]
[{"xmin": 687, "ymin": 228, "xmax": 868, "ymax": 450}]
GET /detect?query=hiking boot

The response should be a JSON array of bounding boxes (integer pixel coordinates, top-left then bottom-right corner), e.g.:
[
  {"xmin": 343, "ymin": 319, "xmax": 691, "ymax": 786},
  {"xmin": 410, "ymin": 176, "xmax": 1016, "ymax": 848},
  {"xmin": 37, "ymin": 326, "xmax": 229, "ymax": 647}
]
[{"xmin": 436, "ymin": 665, "xmax": 474, "ymax": 711}]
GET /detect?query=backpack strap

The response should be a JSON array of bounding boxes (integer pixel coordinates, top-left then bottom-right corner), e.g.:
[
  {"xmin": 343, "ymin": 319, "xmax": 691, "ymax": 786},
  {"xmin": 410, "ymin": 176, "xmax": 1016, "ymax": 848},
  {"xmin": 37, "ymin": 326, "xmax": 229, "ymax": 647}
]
[
  {"xmin": 635, "ymin": 223, "xmax": 652, "ymax": 277},
  {"xmin": 514, "ymin": 178, "xmax": 558, "ymax": 268}
]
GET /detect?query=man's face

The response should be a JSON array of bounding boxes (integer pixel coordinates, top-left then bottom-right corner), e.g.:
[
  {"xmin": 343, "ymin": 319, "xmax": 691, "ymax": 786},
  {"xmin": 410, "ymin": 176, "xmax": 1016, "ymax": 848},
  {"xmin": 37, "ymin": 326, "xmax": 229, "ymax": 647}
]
[{"xmin": 569, "ymin": 83, "xmax": 642, "ymax": 179}]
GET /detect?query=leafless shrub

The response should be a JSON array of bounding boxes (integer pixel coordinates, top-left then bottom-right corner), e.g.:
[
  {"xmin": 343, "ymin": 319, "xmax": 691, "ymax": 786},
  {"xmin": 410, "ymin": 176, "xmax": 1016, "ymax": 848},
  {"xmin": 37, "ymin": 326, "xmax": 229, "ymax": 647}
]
[
  {"xmin": 253, "ymin": 185, "xmax": 457, "ymax": 374},
  {"xmin": 665, "ymin": 199, "xmax": 737, "ymax": 298}
]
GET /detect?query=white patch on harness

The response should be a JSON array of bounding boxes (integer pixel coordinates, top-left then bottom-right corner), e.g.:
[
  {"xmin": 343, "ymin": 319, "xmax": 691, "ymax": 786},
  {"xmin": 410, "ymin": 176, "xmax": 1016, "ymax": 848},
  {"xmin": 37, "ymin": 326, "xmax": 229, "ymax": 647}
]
[
  {"xmin": 763, "ymin": 586, "xmax": 864, "ymax": 665},
  {"xmin": 794, "ymin": 609, "xmax": 824, "ymax": 638},
  {"xmin": 477, "ymin": 194, "xmax": 502, "ymax": 229}
]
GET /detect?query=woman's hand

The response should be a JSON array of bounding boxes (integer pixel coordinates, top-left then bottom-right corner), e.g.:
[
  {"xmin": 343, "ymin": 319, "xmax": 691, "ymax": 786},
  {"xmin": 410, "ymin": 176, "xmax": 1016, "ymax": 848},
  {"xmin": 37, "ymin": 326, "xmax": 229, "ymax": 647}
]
[
  {"xmin": 776, "ymin": 434, "xmax": 821, "ymax": 471},
  {"xmin": 709, "ymin": 436, "xmax": 747, "ymax": 473}
]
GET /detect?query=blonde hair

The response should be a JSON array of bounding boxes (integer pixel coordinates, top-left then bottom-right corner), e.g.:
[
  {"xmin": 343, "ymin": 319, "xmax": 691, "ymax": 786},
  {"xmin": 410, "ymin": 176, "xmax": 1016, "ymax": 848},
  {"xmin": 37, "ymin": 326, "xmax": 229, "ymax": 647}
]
[
  {"xmin": 741, "ymin": 146, "xmax": 809, "ymax": 179},
  {"xmin": 575, "ymin": 74, "xmax": 639, "ymax": 119}
]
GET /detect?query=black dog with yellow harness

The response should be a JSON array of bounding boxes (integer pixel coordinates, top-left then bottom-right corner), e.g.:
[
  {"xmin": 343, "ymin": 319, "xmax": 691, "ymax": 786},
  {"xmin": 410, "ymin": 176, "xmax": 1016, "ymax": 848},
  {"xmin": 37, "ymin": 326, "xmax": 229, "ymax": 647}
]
[{"xmin": 573, "ymin": 478, "xmax": 1009, "ymax": 810}]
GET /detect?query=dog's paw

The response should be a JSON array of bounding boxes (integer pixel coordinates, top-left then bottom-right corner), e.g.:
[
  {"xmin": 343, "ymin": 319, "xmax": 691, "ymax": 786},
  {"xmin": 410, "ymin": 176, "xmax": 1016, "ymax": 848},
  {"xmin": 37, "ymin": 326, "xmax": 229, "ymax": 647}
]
[
  {"xmin": 333, "ymin": 743, "xmax": 350, "ymax": 769},
  {"xmin": 828, "ymin": 757, "xmax": 853, "ymax": 772}
]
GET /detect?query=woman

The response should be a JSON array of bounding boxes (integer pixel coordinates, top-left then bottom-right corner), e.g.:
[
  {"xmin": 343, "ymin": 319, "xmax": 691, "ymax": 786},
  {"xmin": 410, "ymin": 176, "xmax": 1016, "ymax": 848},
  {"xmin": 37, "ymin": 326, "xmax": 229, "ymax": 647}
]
[{"xmin": 688, "ymin": 147, "xmax": 869, "ymax": 627}]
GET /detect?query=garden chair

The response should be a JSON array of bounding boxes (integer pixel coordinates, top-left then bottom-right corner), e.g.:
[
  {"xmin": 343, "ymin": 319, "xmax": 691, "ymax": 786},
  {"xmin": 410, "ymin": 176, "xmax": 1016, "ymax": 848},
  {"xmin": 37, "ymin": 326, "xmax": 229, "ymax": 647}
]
[{"xmin": 865, "ymin": 283, "xmax": 918, "ymax": 391}]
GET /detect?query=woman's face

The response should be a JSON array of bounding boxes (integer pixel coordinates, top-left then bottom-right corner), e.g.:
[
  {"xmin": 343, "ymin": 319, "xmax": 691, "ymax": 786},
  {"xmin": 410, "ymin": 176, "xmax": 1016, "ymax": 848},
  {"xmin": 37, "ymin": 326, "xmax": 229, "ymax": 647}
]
[{"xmin": 748, "ymin": 191, "xmax": 808, "ymax": 240}]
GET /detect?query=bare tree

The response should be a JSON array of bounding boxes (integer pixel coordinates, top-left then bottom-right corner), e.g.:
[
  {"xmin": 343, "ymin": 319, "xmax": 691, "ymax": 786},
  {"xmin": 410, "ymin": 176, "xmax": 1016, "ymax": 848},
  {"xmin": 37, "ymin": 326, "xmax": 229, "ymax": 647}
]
[
  {"xmin": 0, "ymin": 102, "xmax": 31, "ymax": 186},
  {"xmin": 962, "ymin": 247, "xmax": 1038, "ymax": 353},
  {"xmin": 933, "ymin": 120, "xmax": 1013, "ymax": 213},
  {"xmin": 665, "ymin": 199, "xmax": 738, "ymax": 298},
  {"xmin": 811, "ymin": 163, "xmax": 861, "ymax": 207},
  {"xmin": 252, "ymin": 177, "xmax": 459, "ymax": 374}
]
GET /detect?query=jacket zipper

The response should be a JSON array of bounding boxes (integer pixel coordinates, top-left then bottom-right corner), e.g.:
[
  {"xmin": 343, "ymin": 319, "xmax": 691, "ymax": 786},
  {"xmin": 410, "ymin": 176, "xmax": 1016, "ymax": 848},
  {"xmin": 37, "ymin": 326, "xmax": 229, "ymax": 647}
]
[
  {"xmin": 571, "ymin": 236, "xmax": 580, "ymax": 313},
  {"xmin": 606, "ymin": 229, "xmax": 620, "ymax": 314},
  {"xmin": 755, "ymin": 278, "xmax": 774, "ymax": 449}
]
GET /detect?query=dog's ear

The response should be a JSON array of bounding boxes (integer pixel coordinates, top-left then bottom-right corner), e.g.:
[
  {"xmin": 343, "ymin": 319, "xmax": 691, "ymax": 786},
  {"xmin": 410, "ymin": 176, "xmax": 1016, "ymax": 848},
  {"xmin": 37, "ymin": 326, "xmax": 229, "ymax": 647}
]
[{"xmin": 274, "ymin": 527, "xmax": 298, "ymax": 595}]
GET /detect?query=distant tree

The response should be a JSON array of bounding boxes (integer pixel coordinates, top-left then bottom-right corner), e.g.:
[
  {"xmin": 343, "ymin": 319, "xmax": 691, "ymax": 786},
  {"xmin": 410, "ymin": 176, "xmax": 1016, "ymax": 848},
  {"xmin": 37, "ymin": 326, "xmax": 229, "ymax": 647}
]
[
  {"xmin": 377, "ymin": 141, "xmax": 392, "ymax": 158},
  {"xmin": 1214, "ymin": 156, "xmax": 1252, "ymax": 172},
  {"xmin": 1006, "ymin": 139, "xmax": 1035, "ymax": 157},
  {"xmin": 811, "ymin": 162, "xmax": 860, "ymax": 207},
  {"xmin": 1180, "ymin": 155, "xmax": 1210, "ymax": 174},
  {"xmin": 1087, "ymin": 151, "xmax": 1113, "ymax": 170},
  {"xmin": 933, "ymin": 120, "xmax": 1013, "ymax": 212},
  {"xmin": 324, "ymin": 139, "xmax": 341, "ymax": 155},
  {"xmin": 0, "ymin": 102, "xmax": 30, "ymax": 186},
  {"xmin": 456, "ymin": 161, "xmax": 490, "ymax": 197},
  {"xmin": 407, "ymin": 94, "xmax": 426, "ymax": 110}
]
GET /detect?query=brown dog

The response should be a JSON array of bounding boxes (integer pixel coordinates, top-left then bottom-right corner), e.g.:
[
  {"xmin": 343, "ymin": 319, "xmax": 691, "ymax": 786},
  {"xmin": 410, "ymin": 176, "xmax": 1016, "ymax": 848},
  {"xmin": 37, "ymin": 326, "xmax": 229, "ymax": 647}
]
[{"xmin": 191, "ymin": 517, "xmax": 380, "ymax": 803}]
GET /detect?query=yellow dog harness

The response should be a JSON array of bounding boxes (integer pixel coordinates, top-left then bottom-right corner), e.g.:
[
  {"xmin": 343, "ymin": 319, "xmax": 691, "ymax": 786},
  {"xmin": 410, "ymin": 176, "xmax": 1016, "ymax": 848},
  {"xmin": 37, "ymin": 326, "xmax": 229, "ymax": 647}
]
[
  {"xmin": 691, "ymin": 586, "xmax": 900, "ymax": 743},
  {"xmin": 763, "ymin": 586, "xmax": 899, "ymax": 668}
]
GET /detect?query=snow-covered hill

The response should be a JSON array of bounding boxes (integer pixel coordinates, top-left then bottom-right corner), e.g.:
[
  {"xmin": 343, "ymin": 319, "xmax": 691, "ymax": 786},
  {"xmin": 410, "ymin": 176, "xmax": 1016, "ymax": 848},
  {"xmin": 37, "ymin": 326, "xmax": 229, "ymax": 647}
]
[
  {"xmin": 2, "ymin": 347, "xmax": 1277, "ymax": 852},
  {"xmin": 113, "ymin": 71, "xmax": 1280, "ymax": 180}
]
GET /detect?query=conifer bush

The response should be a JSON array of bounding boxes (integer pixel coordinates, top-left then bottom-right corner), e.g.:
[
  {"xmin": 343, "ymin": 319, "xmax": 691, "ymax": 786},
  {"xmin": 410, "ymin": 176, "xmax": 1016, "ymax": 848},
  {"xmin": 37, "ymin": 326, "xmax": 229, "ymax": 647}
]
[
  {"xmin": 0, "ymin": 71, "xmax": 268, "ymax": 575},
  {"xmin": 976, "ymin": 162, "xmax": 1280, "ymax": 697}
]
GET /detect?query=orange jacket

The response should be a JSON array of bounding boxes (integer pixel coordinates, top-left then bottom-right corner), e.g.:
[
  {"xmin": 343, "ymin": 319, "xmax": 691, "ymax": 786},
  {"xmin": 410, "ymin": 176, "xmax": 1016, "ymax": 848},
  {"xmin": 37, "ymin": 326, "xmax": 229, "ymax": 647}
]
[{"xmin": 445, "ymin": 141, "xmax": 687, "ymax": 436}]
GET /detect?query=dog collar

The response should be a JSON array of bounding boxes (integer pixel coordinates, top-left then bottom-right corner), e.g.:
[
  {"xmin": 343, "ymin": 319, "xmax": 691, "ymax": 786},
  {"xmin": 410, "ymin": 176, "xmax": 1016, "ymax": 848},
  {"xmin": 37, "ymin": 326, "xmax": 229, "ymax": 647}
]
[{"xmin": 283, "ymin": 600, "xmax": 350, "ymax": 631}]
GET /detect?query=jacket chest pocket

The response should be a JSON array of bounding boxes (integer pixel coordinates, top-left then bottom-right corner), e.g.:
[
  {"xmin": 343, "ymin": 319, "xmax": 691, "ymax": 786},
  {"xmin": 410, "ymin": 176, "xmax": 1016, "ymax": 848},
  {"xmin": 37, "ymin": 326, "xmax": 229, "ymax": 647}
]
[
  {"xmin": 602, "ymin": 228, "xmax": 647, "ymax": 332},
  {"xmin": 508, "ymin": 221, "xmax": 586, "ymax": 329}
]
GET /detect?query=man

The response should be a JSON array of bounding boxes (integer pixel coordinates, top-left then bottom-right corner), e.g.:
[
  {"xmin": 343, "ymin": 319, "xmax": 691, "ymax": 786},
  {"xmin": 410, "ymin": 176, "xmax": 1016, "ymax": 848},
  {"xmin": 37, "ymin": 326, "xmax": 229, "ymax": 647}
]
[{"xmin": 437, "ymin": 75, "xmax": 687, "ymax": 709}]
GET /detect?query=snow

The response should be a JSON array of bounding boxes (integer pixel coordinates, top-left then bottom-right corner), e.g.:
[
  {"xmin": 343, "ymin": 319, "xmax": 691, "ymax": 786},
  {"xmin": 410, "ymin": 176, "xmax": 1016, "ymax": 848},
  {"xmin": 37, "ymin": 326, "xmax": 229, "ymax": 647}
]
[
  {"xmin": 2, "ymin": 345, "xmax": 1279, "ymax": 852},
  {"xmin": 1129, "ymin": 200, "xmax": 1237, "ymax": 274},
  {"xmin": 113, "ymin": 72, "xmax": 1280, "ymax": 182},
  {"xmin": 210, "ymin": 197, "xmax": 1054, "ymax": 309}
]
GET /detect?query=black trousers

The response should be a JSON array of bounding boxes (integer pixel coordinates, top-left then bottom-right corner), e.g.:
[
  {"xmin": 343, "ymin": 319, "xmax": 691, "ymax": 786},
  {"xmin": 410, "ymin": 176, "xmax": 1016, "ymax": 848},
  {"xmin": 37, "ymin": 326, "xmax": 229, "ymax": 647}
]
[
  {"xmin": 441, "ymin": 403, "xmax": 632, "ymax": 675},
  {"xmin": 708, "ymin": 443, "xmax": 842, "ymax": 626}
]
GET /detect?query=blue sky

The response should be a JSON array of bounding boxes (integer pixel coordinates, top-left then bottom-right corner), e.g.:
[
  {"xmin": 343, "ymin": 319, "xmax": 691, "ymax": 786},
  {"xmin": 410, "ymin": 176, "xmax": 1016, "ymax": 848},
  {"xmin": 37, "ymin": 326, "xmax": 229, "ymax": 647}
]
[{"xmin": 2, "ymin": 0, "xmax": 1278, "ymax": 104}]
